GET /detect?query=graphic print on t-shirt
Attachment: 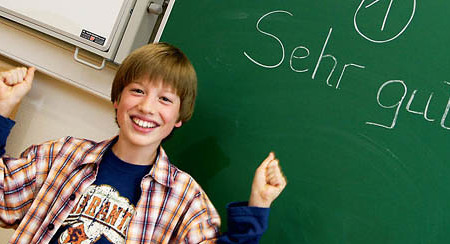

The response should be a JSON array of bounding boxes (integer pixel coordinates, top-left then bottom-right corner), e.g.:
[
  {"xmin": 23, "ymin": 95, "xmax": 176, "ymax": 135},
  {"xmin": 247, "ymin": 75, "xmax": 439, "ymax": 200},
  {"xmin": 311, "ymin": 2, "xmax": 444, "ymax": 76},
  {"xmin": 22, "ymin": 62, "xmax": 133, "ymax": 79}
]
[{"xmin": 58, "ymin": 185, "xmax": 135, "ymax": 244}]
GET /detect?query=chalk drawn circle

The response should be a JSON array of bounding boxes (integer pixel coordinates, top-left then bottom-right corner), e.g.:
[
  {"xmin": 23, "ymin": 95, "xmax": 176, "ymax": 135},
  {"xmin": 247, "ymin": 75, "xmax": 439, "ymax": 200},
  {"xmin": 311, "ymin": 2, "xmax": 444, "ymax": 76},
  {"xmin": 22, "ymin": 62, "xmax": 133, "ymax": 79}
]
[{"xmin": 353, "ymin": 0, "xmax": 416, "ymax": 43}]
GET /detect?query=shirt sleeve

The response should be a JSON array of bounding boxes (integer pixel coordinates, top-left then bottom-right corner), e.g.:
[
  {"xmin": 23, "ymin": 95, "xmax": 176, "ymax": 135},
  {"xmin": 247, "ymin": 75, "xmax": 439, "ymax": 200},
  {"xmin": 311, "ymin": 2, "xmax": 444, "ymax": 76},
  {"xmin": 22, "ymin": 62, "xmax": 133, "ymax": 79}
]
[
  {"xmin": 0, "ymin": 115, "xmax": 16, "ymax": 157},
  {"xmin": 0, "ymin": 115, "xmax": 60, "ymax": 228},
  {"xmin": 173, "ymin": 189, "xmax": 221, "ymax": 244},
  {"xmin": 217, "ymin": 202, "xmax": 270, "ymax": 244},
  {"xmin": 174, "ymin": 196, "xmax": 270, "ymax": 244}
]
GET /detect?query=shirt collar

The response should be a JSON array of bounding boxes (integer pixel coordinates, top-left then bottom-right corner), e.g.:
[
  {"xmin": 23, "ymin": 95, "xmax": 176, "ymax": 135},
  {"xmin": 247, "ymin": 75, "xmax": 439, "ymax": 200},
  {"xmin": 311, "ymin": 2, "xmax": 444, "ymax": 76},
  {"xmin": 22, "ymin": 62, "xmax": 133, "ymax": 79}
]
[
  {"xmin": 80, "ymin": 136, "xmax": 174, "ymax": 188},
  {"xmin": 149, "ymin": 146, "xmax": 174, "ymax": 188},
  {"xmin": 77, "ymin": 136, "xmax": 116, "ymax": 166}
]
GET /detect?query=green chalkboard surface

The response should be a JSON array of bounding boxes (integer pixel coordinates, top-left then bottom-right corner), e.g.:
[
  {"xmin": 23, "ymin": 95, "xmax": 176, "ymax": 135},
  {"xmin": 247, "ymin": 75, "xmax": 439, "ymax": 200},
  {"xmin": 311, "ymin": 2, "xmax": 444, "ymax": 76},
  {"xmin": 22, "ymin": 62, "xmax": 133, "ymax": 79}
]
[{"xmin": 161, "ymin": 1, "xmax": 450, "ymax": 243}]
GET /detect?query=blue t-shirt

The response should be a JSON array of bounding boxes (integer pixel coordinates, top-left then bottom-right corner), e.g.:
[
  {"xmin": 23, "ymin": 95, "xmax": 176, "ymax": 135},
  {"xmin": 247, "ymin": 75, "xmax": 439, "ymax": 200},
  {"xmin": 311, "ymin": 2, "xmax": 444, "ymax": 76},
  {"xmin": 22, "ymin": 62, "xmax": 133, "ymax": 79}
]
[{"xmin": 49, "ymin": 143, "xmax": 151, "ymax": 244}]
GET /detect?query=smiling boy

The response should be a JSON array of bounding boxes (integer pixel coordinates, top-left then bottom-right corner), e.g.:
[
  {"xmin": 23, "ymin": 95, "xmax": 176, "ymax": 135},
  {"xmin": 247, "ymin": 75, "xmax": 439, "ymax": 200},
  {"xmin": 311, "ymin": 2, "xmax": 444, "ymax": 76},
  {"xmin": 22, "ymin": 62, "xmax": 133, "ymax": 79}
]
[
  {"xmin": 113, "ymin": 77, "xmax": 182, "ymax": 165},
  {"xmin": 0, "ymin": 43, "xmax": 286, "ymax": 243}
]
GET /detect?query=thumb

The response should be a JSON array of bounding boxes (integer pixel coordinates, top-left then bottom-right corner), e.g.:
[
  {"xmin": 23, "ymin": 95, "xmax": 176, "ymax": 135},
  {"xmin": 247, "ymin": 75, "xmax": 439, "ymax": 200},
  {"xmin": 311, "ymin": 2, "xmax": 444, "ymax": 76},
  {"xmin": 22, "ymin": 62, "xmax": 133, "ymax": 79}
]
[
  {"xmin": 25, "ymin": 67, "xmax": 36, "ymax": 83},
  {"xmin": 14, "ymin": 67, "xmax": 35, "ymax": 95},
  {"xmin": 21, "ymin": 67, "xmax": 35, "ymax": 88},
  {"xmin": 0, "ymin": 73, "xmax": 8, "ymax": 89}
]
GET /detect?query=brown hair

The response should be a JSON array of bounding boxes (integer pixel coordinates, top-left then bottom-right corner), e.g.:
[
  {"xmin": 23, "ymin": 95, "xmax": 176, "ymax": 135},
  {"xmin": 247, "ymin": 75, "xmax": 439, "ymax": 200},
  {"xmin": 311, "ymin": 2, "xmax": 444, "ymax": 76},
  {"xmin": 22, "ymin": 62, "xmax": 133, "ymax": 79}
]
[{"xmin": 111, "ymin": 42, "xmax": 197, "ymax": 122}]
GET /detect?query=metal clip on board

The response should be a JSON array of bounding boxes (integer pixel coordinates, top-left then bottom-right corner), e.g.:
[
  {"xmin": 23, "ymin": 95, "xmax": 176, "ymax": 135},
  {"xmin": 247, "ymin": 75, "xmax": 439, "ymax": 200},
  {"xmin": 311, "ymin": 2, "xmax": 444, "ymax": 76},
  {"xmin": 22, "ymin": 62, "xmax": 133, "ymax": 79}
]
[{"xmin": 148, "ymin": 2, "xmax": 164, "ymax": 15}]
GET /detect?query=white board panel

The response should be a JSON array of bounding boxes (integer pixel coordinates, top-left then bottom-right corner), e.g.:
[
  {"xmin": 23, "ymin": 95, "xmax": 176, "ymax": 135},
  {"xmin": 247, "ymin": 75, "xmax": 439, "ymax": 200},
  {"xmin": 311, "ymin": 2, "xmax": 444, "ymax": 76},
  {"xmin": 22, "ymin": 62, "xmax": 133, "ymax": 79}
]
[{"xmin": 0, "ymin": 0, "xmax": 127, "ymax": 51}]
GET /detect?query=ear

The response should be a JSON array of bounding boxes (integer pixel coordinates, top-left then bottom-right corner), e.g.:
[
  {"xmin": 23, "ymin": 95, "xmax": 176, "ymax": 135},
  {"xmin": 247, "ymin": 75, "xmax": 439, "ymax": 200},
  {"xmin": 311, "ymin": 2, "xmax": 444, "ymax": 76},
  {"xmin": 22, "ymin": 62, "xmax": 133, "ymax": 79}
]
[
  {"xmin": 175, "ymin": 120, "xmax": 182, "ymax": 128},
  {"xmin": 113, "ymin": 101, "xmax": 118, "ymax": 109}
]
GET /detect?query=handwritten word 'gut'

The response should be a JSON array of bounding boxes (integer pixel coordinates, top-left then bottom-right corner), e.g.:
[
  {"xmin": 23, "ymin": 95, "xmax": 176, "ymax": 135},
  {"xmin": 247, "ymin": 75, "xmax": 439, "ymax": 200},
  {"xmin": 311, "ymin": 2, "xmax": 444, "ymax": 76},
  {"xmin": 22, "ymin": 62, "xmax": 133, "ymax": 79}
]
[
  {"xmin": 243, "ymin": 10, "xmax": 365, "ymax": 90},
  {"xmin": 366, "ymin": 80, "xmax": 450, "ymax": 130}
]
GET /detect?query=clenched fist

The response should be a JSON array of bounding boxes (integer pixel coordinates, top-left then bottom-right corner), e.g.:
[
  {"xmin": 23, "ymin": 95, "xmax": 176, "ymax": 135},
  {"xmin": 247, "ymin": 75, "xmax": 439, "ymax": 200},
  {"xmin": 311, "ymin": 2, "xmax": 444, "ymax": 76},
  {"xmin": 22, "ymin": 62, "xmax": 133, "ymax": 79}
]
[
  {"xmin": 249, "ymin": 152, "xmax": 287, "ymax": 208},
  {"xmin": 0, "ymin": 67, "xmax": 35, "ymax": 118}
]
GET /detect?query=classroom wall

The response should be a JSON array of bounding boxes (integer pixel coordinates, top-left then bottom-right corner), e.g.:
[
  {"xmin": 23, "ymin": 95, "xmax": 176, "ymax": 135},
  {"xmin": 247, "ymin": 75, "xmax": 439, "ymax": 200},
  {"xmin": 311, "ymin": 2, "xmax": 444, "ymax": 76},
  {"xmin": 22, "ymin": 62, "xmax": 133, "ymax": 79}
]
[{"xmin": 0, "ymin": 55, "xmax": 118, "ymax": 240}]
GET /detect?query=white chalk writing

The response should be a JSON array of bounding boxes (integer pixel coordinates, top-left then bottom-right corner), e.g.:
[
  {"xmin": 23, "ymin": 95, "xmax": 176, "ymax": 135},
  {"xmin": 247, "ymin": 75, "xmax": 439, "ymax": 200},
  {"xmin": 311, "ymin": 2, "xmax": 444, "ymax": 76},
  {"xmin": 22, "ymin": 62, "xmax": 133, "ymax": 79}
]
[
  {"xmin": 243, "ymin": 11, "xmax": 365, "ymax": 90},
  {"xmin": 244, "ymin": 7, "xmax": 449, "ymax": 132},
  {"xmin": 367, "ymin": 81, "xmax": 450, "ymax": 130},
  {"xmin": 353, "ymin": 0, "xmax": 416, "ymax": 43}
]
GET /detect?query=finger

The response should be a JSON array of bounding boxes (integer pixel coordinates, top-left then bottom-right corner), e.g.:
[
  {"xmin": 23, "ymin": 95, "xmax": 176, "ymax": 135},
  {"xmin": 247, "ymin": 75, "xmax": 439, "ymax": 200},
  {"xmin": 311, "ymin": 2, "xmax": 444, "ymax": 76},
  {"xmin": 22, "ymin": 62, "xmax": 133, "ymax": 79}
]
[
  {"xmin": 19, "ymin": 67, "xmax": 27, "ymax": 82},
  {"xmin": 266, "ymin": 174, "xmax": 276, "ymax": 185},
  {"xmin": 267, "ymin": 158, "xmax": 279, "ymax": 168},
  {"xmin": 16, "ymin": 70, "xmax": 23, "ymax": 83},
  {"xmin": 24, "ymin": 67, "xmax": 35, "ymax": 85},
  {"xmin": 17, "ymin": 68, "xmax": 25, "ymax": 83},
  {"xmin": 278, "ymin": 164, "xmax": 287, "ymax": 184},
  {"xmin": 266, "ymin": 167, "xmax": 276, "ymax": 176},
  {"xmin": 270, "ymin": 159, "xmax": 285, "ymax": 178},
  {"xmin": 266, "ymin": 164, "xmax": 277, "ymax": 178},
  {"xmin": 268, "ymin": 175, "xmax": 282, "ymax": 186},
  {"xmin": 5, "ymin": 69, "xmax": 21, "ymax": 85},
  {"xmin": 4, "ymin": 72, "xmax": 14, "ymax": 85},
  {"xmin": 279, "ymin": 171, "xmax": 287, "ymax": 188},
  {"xmin": 17, "ymin": 67, "xmax": 36, "ymax": 90},
  {"xmin": 13, "ymin": 68, "xmax": 23, "ymax": 84},
  {"xmin": 25, "ymin": 67, "xmax": 35, "ymax": 79},
  {"xmin": 8, "ymin": 71, "xmax": 15, "ymax": 85},
  {"xmin": 258, "ymin": 152, "xmax": 275, "ymax": 170},
  {"xmin": 0, "ymin": 74, "xmax": 7, "ymax": 89},
  {"xmin": 267, "ymin": 171, "xmax": 278, "ymax": 183},
  {"xmin": 268, "ymin": 160, "xmax": 287, "ymax": 186},
  {"xmin": 10, "ymin": 69, "xmax": 18, "ymax": 85},
  {"xmin": 267, "ymin": 169, "xmax": 283, "ymax": 186},
  {"xmin": 266, "ymin": 160, "xmax": 278, "ymax": 174}
]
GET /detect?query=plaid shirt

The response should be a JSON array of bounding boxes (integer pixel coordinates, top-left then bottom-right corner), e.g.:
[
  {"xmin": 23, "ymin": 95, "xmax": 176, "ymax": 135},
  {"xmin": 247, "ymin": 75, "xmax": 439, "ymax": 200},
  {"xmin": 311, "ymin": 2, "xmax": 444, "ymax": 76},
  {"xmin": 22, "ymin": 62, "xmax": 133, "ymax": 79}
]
[{"xmin": 0, "ymin": 136, "xmax": 221, "ymax": 244}]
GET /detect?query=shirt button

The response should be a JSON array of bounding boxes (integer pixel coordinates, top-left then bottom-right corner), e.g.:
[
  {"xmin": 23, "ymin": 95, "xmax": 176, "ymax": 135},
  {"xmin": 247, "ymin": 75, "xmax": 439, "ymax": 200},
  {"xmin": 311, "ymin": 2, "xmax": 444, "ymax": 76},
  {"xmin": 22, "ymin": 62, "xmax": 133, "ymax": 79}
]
[
  {"xmin": 69, "ymin": 194, "xmax": 76, "ymax": 201},
  {"xmin": 48, "ymin": 223, "xmax": 55, "ymax": 230}
]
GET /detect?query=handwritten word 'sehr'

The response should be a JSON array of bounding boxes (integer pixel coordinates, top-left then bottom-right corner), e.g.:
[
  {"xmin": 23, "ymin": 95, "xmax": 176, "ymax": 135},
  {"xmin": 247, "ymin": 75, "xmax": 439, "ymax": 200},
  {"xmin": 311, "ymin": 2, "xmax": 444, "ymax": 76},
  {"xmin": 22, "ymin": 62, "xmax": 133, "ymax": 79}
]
[
  {"xmin": 243, "ymin": 7, "xmax": 450, "ymax": 131},
  {"xmin": 243, "ymin": 10, "xmax": 365, "ymax": 90}
]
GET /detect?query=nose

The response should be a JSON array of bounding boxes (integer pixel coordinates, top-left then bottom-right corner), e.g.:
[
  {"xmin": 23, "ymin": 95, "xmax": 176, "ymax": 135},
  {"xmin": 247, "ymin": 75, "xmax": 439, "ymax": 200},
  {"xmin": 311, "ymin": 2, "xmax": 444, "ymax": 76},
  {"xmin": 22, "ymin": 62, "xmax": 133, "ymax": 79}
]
[{"xmin": 138, "ymin": 96, "xmax": 156, "ymax": 114}]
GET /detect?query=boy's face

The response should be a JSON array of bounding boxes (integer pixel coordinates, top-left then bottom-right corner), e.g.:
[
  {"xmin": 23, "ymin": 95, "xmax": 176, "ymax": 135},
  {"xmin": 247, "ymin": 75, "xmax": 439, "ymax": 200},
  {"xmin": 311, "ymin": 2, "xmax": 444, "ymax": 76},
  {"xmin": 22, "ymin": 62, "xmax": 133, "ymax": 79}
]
[{"xmin": 114, "ymin": 77, "xmax": 182, "ymax": 150}]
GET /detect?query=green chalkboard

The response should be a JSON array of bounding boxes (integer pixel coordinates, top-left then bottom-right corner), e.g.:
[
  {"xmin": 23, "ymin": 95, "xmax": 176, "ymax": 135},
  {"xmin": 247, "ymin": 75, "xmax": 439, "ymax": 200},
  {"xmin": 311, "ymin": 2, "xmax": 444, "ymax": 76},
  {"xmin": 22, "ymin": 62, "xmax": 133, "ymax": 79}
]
[{"xmin": 161, "ymin": 1, "xmax": 450, "ymax": 243}]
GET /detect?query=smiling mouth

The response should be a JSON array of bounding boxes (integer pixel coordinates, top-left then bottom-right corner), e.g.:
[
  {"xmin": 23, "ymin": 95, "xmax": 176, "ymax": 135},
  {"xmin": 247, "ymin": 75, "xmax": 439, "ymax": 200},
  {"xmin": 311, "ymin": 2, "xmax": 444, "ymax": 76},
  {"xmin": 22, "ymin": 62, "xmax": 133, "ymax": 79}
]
[{"xmin": 132, "ymin": 117, "xmax": 159, "ymax": 129}]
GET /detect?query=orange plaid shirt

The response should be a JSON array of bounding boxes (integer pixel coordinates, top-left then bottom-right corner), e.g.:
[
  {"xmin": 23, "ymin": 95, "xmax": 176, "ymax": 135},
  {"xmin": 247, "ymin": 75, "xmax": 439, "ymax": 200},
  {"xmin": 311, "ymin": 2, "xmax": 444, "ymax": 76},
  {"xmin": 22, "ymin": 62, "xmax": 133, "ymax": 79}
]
[{"xmin": 0, "ymin": 136, "xmax": 221, "ymax": 243}]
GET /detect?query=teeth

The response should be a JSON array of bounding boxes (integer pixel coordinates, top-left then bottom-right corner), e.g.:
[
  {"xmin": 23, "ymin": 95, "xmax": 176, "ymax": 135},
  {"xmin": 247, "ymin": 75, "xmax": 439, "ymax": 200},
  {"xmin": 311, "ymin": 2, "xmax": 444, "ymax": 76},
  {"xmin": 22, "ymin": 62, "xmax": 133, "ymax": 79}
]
[{"xmin": 133, "ymin": 117, "xmax": 157, "ymax": 128}]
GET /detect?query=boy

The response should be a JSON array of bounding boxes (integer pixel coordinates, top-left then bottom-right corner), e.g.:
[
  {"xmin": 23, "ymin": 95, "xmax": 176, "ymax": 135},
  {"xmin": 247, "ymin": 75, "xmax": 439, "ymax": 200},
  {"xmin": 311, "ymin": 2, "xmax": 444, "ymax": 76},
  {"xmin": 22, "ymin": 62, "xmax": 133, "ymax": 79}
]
[{"xmin": 0, "ymin": 43, "xmax": 286, "ymax": 243}]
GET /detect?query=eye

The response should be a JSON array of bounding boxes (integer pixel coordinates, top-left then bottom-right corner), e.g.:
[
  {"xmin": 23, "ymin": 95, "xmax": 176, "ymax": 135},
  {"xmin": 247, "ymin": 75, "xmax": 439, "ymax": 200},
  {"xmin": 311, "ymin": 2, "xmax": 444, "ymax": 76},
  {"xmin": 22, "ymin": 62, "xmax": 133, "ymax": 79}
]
[
  {"xmin": 160, "ymin": 96, "xmax": 173, "ymax": 103},
  {"xmin": 131, "ymin": 88, "xmax": 144, "ymax": 94}
]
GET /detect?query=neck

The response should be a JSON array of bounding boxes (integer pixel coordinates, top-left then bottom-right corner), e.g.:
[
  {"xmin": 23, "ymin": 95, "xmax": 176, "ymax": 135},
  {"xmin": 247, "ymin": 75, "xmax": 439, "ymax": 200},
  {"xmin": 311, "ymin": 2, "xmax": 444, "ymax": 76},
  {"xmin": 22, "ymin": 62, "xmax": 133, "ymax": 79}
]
[{"xmin": 111, "ymin": 137, "xmax": 159, "ymax": 166}]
